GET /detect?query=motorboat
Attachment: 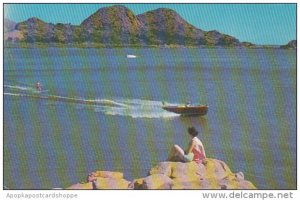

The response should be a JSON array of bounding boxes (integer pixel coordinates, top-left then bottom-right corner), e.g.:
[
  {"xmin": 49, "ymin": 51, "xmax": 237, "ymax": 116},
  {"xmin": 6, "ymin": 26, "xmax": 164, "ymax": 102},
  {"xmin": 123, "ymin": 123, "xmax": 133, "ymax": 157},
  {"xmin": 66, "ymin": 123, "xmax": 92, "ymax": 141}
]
[
  {"xmin": 126, "ymin": 54, "xmax": 137, "ymax": 58},
  {"xmin": 162, "ymin": 103, "xmax": 208, "ymax": 116}
]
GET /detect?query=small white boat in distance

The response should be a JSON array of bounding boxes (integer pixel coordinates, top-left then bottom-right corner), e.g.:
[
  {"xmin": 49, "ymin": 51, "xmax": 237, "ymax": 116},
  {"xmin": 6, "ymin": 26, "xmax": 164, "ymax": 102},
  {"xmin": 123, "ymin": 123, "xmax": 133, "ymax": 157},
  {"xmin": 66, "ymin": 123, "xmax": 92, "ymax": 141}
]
[{"xmin": 127, "ymin": 54, "xmax": 137, "ymax": 58}]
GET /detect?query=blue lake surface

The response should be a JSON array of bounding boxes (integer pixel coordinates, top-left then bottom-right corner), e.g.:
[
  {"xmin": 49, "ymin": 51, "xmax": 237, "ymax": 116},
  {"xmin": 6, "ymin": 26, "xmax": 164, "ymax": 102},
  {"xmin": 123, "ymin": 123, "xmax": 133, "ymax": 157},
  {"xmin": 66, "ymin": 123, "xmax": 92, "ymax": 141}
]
[{"xmin": 4, "ymin": 47, "xmax": 296, "ymax": 189}]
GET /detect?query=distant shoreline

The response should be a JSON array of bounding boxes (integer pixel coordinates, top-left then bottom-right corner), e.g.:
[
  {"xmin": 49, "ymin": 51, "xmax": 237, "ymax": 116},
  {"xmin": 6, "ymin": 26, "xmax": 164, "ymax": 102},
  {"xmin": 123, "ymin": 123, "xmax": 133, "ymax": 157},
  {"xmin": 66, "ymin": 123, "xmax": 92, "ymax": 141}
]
[{"xmin": 4, "ymin": 42, "xmax": 293, "ymax": 49}]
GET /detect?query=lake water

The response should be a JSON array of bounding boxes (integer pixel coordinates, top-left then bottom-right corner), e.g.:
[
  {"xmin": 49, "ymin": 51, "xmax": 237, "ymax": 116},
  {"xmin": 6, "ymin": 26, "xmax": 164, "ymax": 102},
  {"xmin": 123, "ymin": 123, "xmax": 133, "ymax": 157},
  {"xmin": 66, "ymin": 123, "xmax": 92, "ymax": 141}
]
[{"xmin": 3, "ymin": 47, "xmax": 296, "ymax": 189}]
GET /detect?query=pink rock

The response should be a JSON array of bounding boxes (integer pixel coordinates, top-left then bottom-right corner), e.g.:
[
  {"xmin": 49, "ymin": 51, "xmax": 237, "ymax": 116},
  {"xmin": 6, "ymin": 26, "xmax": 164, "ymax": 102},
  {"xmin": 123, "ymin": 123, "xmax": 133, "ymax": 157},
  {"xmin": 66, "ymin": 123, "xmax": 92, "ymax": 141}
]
[
  {"xmin": 94, "ymin": 177, "xmax": 131, "ymax": 189},
  {"xmin": 142, "ymin": 174, "xmax": 173, "ymax": 189},
  {"xmin": 67, "ymin": 182, "xmax": 93, "ymax": 190}
]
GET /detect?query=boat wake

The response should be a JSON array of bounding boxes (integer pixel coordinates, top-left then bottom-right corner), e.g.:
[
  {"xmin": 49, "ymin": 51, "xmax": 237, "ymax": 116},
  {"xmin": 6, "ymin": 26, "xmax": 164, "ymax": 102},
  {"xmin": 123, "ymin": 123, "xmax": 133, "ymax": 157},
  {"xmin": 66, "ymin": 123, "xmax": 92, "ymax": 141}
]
[
  {"xmin": 4, "ymin": 89, "xmax": 178, "ymax": 119},
  {"xmin": 94, "ymin": 98, "xmax": 179, "ymax": 118},
  {"xmin": 4, "ymin": 84, "xmax": 48, "ymax": 94},
  {"xmin": 4, "ymin": 84, "xmax": 33, "ymax": 91}
]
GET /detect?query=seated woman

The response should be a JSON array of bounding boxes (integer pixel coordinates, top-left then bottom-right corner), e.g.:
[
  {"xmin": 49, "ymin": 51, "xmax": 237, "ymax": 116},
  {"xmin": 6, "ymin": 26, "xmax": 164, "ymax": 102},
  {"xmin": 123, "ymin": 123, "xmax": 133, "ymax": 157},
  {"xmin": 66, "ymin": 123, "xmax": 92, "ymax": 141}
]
[{"xmin": 167, "ymin": 127, "xmax": 206, "ymax": 164}]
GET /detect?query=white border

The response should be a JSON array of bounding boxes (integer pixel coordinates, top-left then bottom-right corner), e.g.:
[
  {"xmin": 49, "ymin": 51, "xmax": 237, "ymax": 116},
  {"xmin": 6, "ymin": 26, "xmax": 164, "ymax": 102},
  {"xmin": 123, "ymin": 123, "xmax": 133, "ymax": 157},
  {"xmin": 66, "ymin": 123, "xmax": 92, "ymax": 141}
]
[{"xmin": 1, "ymin": 1, "xmax": 298, "ymax": 199}]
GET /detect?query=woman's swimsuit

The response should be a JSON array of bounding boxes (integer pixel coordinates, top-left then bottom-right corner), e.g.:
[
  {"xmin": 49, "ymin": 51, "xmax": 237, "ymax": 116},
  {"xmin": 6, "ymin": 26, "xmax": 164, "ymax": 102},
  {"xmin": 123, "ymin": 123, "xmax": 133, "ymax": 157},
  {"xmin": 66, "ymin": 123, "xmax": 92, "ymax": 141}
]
[
  {"xmin": 192, "ymin": 147, "xmax": 205, "ymax": 164},
  {"xmin": 183, "ymin": 145, "xmax": 205, "ymax": 163}
]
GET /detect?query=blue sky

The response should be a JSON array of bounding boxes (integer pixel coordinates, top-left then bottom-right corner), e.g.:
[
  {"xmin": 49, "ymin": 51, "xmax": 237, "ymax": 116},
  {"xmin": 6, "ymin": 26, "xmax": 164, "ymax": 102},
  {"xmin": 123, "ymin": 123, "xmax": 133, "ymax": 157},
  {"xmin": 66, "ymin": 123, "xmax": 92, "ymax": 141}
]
[{"xmin": 4, "ymin": 3, "xmax": 296, "ymax": 45}]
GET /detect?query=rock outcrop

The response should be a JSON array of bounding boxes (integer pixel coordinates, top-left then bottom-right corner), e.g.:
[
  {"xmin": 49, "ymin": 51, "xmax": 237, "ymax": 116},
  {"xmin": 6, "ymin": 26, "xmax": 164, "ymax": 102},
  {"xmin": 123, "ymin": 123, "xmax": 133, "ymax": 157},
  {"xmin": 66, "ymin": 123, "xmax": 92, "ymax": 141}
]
[
  {"xmin": 67, "ymin": 158, "xmax": 256, "ymax": 190},
  {"xmin": 67, "ymin": 171, "xmax": 131, "ymax": 189},
  {"xmin": 280, "ymin": 40, "xmax": 297, "ymax": 49},
  {"xmin": 4, "ymin": 18, "xmax": 17, "ymax": 32}
]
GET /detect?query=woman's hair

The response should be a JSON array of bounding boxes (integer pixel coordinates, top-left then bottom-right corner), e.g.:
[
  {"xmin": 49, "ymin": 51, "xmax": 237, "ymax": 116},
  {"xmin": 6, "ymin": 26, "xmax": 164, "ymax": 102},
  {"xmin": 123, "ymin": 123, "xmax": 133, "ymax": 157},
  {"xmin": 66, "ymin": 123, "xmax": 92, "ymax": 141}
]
[{"xmin": 188, "ymin": 127, "xmax": 198, "ymax": 137}]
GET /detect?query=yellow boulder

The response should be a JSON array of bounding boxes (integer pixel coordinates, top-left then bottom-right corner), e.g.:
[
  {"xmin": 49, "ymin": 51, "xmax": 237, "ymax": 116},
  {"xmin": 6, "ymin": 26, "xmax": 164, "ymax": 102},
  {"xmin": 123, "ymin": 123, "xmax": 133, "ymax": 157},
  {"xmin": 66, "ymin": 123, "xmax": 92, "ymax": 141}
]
[
  {"xmin": 141, "ymin": 174, "xmax": 173, "ymax": 189},
  {"xmin": 67, "ymin": 182, "xmax": 93, "ymax": 190},
  {"xmin": 149, "ymin": 162, "xmax": 173, "ymax": 177},
  {"xmin": 94, "ymin": 177, "xmax": 130, "ymax": 189},
  {"xmin": 202, "ymin": 158, "xmax": 233, "ymax": 180},
  {"xmin": 90, "ymin": 171, "xmax": 124, "ymax": 179}
]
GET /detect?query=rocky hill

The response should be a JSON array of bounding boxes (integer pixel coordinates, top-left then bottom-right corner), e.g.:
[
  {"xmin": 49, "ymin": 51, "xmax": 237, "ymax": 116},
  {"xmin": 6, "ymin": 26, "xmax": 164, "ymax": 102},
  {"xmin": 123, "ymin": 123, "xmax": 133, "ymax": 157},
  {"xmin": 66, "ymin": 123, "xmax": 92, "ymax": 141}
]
[
  {"xmin": 4, "ymin": 18, "xmax": 24, "ymax": 41},
  {"xmin": 3, "ymin": 5, "xmax": 294, "ymax": 48},
  {"xmin": 137, "ymin": 8, "xmax": 205, "ymax": 46},
  {"xmin": 280, "ymin": 40, "xmax": 297, "ymax": 49},
  {"xmin": 80, "ymin": 5, "xmax": 142, "ymax": 44},
  {"xmin": 4, "ymin": 18, "xmax": 16, "ymax": 32}
]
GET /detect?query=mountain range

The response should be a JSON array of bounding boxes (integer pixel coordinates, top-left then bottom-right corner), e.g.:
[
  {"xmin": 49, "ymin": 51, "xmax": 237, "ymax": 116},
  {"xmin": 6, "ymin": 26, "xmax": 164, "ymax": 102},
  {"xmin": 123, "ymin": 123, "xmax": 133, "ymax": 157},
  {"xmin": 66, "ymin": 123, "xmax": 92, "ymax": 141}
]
[{"xmin": 4, "ymin": 5, "xmax": 296, "ymax": 48}]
